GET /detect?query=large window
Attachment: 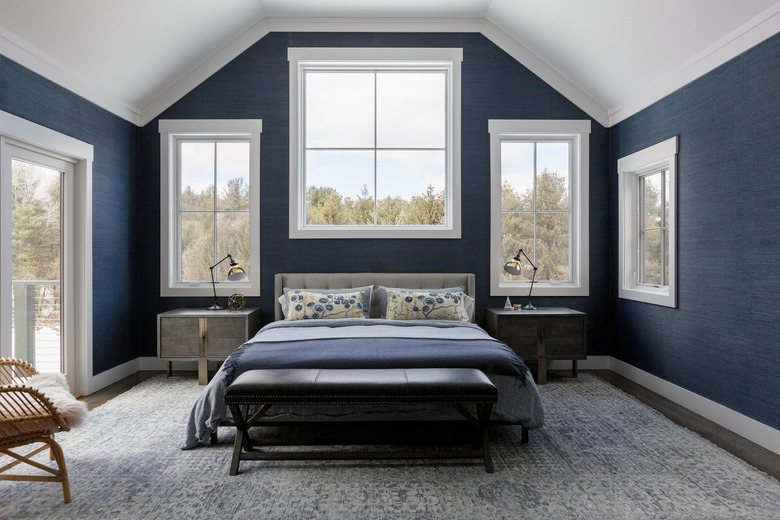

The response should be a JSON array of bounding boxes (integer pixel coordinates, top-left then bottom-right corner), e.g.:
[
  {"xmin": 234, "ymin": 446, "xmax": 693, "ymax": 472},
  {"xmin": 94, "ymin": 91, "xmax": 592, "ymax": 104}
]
[
  {"xmin": 618, "ymin": 136, "xmax": 677, "ymax": 307},
  {"xmin": 489, "ymin": 120, "xmax": 590, "ymax": 296},
  {"xmin": 159, "ymin": 120, "xmax": 261, "ymax": 297},
  {"xmin": 288, "ymin": 48, "xmax": 462, "ymax": 239}
]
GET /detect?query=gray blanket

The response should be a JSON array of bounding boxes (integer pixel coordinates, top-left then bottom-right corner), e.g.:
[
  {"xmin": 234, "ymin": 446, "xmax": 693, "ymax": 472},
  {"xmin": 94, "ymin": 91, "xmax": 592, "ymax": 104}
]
[{"xmin": 182, "ymin": 319, "xmax": 544, "ymax": 449}]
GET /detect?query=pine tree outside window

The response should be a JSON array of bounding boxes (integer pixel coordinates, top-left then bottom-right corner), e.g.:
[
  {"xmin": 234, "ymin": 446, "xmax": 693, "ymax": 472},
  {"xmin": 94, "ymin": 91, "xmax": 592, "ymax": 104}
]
[
  {"xmin": 288, "ymin": 48, "xmax": 462, "ymax": 239},
  {"xmin": 489, "ymin": 120, "xmax": 590, "ymax": 297},
  {"xmin": 159, "ymin": 120, "xmax": 261, "ymax": 297}
]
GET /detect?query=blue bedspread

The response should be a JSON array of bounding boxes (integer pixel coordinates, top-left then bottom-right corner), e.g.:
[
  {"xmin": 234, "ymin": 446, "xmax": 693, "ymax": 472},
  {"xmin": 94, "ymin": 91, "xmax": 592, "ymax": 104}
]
[{"xmin": 182, "ymin": 319, "xmax": 544, "ymax": 449}]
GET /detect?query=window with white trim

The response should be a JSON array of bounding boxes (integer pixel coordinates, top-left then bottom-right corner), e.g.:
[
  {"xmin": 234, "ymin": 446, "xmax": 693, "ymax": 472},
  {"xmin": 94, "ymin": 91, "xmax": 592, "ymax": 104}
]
[
  {"xmin": 618, "ymin": 136, "xmax": 677, "ymax": 307},
  {"xmin": 489, "ymin": 120, "xmax": 590, "ymax": 297},
  {"xmin": 159, "ymin": 120, "xmax": 261, "ymax": 297},
  {"xmin": 288, "ymin": 48, "xmax": 462, "ymax": 239}
]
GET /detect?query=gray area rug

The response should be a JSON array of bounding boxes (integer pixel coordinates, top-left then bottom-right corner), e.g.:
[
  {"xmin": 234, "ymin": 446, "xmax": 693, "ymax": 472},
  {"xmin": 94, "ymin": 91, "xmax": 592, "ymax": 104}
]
[{"xmin": 1, "ymin": 374, "xmax": 778, "ymax": 519}]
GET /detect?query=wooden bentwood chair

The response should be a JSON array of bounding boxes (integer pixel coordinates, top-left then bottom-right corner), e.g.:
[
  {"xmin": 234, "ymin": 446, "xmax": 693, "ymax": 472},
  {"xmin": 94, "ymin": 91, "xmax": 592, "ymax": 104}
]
[{"xmin": 0, "ymin": 358, "xmax": 72, "ymax": 503}]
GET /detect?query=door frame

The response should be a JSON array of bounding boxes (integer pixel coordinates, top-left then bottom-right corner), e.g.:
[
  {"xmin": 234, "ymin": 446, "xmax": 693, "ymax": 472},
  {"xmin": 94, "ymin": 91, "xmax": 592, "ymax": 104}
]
[
  {"xmin": 6, "ymin": 144, "xmax": 75, "ymax": 385},
  {"xmin": 0, "ymin": 110, "xmax": 92, "ymax": 395}
]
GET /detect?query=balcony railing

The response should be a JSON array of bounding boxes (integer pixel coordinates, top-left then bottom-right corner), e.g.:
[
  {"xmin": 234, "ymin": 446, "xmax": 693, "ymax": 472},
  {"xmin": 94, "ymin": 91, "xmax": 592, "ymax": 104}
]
[{"xmin": 11, "ymin": 280, "xmax": 61, "ymax": 371}]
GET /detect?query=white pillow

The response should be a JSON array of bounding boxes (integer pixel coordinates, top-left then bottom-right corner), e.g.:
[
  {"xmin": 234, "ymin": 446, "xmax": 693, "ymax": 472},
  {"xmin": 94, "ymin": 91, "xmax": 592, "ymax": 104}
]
[{"xmin": 462, "ymin": 294, "xmax": 475, "ymax": 322}]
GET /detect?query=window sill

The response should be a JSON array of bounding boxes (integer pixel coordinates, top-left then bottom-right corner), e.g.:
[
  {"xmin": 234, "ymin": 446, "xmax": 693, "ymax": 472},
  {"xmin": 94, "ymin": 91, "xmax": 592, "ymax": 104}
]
[
  {"xmin": 619, "ymin": 286, "xmax": 675, "ymax": 308},
  {"xmin": 491, "ymin": 282, "xmax": 589, "ymax": 297},
  {"xmin": 161, "ymin": 283, "xmax": 258, "ymax": 298},
  {"xmin": 289, "ymin": 225, "xmax": 461, "ymax": 240}
]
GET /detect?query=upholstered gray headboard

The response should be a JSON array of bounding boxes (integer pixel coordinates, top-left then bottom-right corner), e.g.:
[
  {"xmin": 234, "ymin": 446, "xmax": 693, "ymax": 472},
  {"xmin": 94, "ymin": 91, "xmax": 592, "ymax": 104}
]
[{"xmin": 274, "ymin": 273, "xmax": 476, "ymax": 322}]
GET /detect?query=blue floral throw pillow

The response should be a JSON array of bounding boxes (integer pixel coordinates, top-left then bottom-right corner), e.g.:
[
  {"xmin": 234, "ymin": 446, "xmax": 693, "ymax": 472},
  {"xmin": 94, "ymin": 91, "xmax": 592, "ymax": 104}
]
[
  {"xmin": 384, "ymin": 289, "xmax": 464, "ymax": 321},
  {"xmin": 281, "ymin": 286, "xmax": 372, "ymax": 319},
  {"xmin": 286, "ymin": 290, "xmax": 367, "ymax": 320}
]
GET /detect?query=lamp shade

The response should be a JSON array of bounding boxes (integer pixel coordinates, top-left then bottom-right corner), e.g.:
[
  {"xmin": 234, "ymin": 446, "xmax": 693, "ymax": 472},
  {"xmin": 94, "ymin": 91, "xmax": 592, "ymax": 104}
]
[
  {"xmin": 503, "ymin": 258, "xmax": 523, "ymax": 276},
  {"xmin": 227, "ymin": 264, "xmax": 246, "ymax": 281}
]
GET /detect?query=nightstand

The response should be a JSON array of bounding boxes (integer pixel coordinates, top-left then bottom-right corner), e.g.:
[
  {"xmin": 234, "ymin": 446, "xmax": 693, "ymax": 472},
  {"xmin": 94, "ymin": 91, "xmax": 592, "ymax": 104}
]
[
  {"xmin": 484, "ymin": 307, "xmax": 586, "ymax": 384},
  {"xmin": 157, "ymin": 308, "xmax": 261, "ymax": 384}
]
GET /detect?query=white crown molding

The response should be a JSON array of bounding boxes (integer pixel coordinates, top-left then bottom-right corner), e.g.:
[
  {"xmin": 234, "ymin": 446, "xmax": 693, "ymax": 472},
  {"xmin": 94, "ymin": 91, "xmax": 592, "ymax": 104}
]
[
  {"xmin": 0, "ymin": 26, "xmax": 141, "ymax": 125},
  {"xmin": 138, "ymin": 19, "xmax": 271, "ymax": 127},
  {"xmin": 479, "ymin": 20, "xmax": 609, "ymax": 127},
  {"xmin": 265, "ymin": 16, "xmax": 484, "ymax": 33},
  {"xmin": 609, "ymin": 3, "xmax": 780, "ymax": 126}
]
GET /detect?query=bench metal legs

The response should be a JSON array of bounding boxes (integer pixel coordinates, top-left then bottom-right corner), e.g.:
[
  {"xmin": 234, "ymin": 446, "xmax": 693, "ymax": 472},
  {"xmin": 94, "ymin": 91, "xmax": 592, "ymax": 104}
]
[
  {"xmin": 477, "ymin": 403, "xmax": 494, "ymax": 473},
  {"xmin": 229, "ymin": 405, "xmax": 247, "ymax": 476},
  {"xmin": 228, "ymin": 403, "xmax": 496, "ymax": 474}
]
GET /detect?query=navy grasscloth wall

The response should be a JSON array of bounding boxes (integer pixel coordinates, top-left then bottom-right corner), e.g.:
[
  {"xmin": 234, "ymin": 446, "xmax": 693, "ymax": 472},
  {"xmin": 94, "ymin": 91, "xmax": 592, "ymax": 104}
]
[
  {"xmin": 0, "ymin": 55, "xmax": 140, "ymax": 375},
  {"xmin": 609, "ymin": 33, "xmax": 780, "ymax": 429},
  {"xmin": 137, "ymin": 32, "xmax": 610, "ymax": 358}
]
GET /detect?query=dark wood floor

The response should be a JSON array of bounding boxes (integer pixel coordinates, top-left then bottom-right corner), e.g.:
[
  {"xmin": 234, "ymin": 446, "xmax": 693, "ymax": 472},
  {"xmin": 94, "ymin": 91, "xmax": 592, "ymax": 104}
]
[
  {"xmin": 586, "ymin": 370, "xmax": 780, "ymax": 480},
  {"xmin": 81, "ymin": 369, "xmax": 779, "ymax": 481},
  {"xmin": 79, "ymin": 371, "xmax": 160, "ymax": 410}
]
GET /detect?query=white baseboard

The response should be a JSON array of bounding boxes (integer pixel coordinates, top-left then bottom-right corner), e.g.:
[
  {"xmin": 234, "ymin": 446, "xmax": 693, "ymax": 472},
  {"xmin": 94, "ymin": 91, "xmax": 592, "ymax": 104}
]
[
  {"xmin": 90, "ymin": 354, "xmax": 779, "ymax": 456},
  {"xmin": 85, "ymin": 358, "xmax": 140, "ymax": 395},
  {"xmin": 609, "ymin": 358, "xmax": 780, "ymax": 456},
  {"xmin": 85, "ymin": 357, "xmax": 226, "ymax": 394},
  {"xmin": 139, "ymin": 357, "xmax": 175, "ymax": 371}
]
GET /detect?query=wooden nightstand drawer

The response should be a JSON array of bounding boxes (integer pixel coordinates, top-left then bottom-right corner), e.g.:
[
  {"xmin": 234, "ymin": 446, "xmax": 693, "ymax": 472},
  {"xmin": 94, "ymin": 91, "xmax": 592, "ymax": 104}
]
[
  {"xmin": 500, "ymin": 337, "xmax": 538, "ymax": 360},
  {"xmin": 206, "ymin": 335, "xmax": 246, "ymax": 357},
  {"xmin": 546, "ymin": 336, "xmax": 586, "ymax": 358},
  {"xmin": 544, "ymin": 316, "xmax": 586, "ymax": 359},
  {"xmin": 496, "ymin": 319, "xmax": 538, "ymax": 338},
  {"xmin": 545, "ymin": 317, "xmax": 585, "ymax": 339},
  {"xmin": 159, "ymin": 318, "xmax": 200, "ymax": 358},
  {"xmin": 204, "ymin": 317, "xmax": 245, "ymax": 337}
]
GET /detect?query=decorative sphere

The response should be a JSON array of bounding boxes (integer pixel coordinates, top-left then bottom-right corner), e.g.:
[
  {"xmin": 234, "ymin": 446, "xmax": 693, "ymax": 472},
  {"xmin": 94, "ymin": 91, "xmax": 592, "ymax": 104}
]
[{"xmin": 228, "ymin": 293, "xmax": 246, "ymax": 311}]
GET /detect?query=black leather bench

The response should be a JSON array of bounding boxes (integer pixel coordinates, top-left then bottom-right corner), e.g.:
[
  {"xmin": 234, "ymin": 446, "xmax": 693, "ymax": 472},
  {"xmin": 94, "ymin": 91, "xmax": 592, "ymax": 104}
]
[{"xmin": 225, "ymin": 368, "xmax": 499, "ymax": 473}]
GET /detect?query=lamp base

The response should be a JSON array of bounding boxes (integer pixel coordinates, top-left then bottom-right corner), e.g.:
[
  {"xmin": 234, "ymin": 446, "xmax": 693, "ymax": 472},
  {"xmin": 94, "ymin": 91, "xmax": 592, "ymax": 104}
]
[
  {"xmin": 207, "ymin": 303, "xmax": 225, "ymax": 310},
  {"xmin": 523, "ymin": 303, "xmax": 537, "ymax": 310}
]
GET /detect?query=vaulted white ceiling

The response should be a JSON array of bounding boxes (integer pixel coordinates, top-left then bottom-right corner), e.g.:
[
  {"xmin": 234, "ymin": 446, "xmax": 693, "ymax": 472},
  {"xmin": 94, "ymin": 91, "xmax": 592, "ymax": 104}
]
[{"xmin": 1, "ymin": 0, "xmax": 778, "ymax": 127}]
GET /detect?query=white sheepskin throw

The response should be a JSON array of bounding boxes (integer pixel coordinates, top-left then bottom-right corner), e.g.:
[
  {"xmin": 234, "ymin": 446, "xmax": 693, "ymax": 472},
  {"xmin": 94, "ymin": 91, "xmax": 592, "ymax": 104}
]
[{"xmin": 27, "ymin": 372, "xmax": 88, "ymax": 428}]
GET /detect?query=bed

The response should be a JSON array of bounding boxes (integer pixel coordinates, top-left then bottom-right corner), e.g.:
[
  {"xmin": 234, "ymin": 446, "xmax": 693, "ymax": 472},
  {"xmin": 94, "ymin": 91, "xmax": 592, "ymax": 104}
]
[{"xmin": 182, "ymin": 273, "xmax": 544, "ymax": 449}]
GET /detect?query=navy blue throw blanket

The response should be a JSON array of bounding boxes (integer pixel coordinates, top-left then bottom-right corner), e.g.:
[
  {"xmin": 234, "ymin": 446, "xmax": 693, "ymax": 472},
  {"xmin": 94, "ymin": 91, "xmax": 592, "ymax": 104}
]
[{"xmin": 220, "ymin": 319, "xmax": 529, "ymax": 386}]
